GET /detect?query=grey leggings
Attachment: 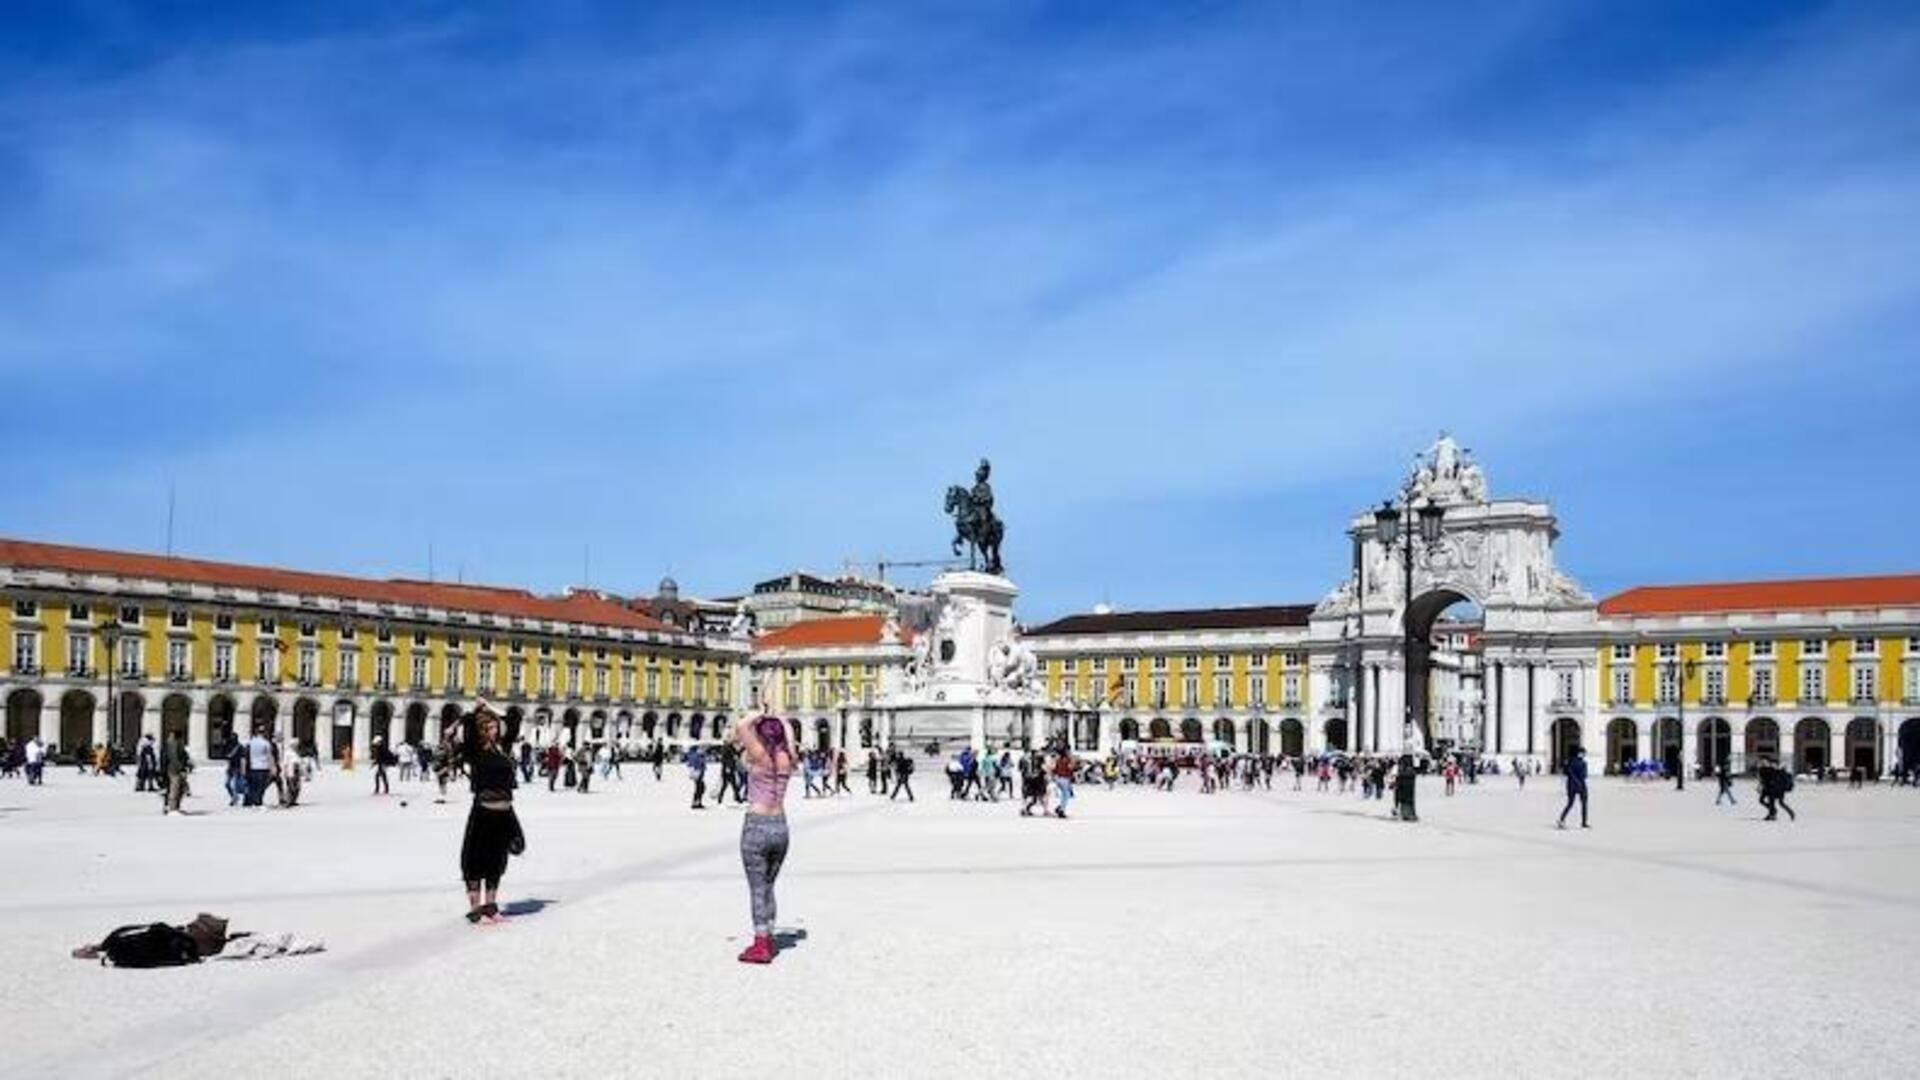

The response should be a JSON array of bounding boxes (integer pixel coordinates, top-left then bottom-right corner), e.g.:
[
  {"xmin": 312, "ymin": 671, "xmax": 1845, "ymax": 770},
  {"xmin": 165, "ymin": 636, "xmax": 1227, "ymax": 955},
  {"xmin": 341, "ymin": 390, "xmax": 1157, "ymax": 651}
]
[{"xmin": 740, "ymin": 813, "xmax": 790, "ymax": 935}]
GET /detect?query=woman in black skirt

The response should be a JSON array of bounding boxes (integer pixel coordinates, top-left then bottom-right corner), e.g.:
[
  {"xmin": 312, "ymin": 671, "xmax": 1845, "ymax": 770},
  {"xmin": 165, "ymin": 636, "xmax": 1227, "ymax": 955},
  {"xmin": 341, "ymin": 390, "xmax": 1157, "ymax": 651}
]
[{"xmin": 457, "ymin": 701, "xmax": 522, "ymax": 925}]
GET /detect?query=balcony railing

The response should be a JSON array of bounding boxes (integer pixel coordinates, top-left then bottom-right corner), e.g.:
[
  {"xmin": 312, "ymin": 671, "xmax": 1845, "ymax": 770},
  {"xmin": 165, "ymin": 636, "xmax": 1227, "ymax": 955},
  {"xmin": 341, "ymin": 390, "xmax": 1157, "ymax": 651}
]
[
  {"xmin": 1797, "ymin": 693, "xmax": 1824, "ymax": 706},
  {"xmin": 12, "ymin": 663, "xmax": 41, "ymax": 677},
  {"xmin": 1701, "ymin": 694, "xmax": 1727, "ymax": 707},
  {"xmin": 1850, "ymin": 693, "xmax": 1877, "ymax": 706},
  {"xmin": 338, "ymin": 678, "xmax": 361, "ymax": 691},
  {"xmin": 1751, "ymin": 692, "xmax": 1775, "ymax": 706}
]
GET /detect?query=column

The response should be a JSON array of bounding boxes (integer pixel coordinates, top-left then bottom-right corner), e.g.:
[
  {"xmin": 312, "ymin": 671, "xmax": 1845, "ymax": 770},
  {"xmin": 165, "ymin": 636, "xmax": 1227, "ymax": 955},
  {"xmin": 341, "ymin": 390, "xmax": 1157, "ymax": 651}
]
[
  {"xmin": 188, "ymin": 695, "xmax": 210, "ymax": 762},
  {"xmin": 92, "ymin": 696, "xmax": 110, "ymax": 748},
  {"xmin": 352, "ymin": 700, "xmax": 371, "ymax": 765},
  {"xmin": 40, "ymin": 691, "xmax": 61, "ymax": 749},
  {"xmin": 1499, "ymin": 663, "xmax": 1528, "ymax": 762},
  {"xmin": 387, "ymin": 707, "xmax": 404, "ymax": 747},
  {"xmin": 315, "ymin": 704, "xmax": 334, "ymax": 760}
]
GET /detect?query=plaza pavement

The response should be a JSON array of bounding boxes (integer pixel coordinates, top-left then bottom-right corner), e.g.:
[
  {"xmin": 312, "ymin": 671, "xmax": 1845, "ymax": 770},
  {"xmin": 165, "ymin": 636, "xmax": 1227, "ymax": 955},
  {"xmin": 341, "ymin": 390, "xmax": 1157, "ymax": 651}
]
[{"xmin": 2, "ymin": 763, "xmax": 1917, "ymax": 1079}]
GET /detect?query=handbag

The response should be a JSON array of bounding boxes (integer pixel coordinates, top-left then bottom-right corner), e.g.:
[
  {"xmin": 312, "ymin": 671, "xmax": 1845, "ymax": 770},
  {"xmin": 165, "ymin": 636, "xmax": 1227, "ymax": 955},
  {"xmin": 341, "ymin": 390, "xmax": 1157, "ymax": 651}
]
[{"xmin": 507, "ymin": 810, "xmax": 526, "ymax": 856}]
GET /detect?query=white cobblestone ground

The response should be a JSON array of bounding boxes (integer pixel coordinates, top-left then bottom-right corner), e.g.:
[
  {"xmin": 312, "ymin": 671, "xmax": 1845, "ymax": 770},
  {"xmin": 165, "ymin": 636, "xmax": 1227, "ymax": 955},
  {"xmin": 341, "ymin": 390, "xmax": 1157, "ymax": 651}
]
[{"xmin": 3, "ymin": 764, "xmax": 1916, "ymax": 1079}]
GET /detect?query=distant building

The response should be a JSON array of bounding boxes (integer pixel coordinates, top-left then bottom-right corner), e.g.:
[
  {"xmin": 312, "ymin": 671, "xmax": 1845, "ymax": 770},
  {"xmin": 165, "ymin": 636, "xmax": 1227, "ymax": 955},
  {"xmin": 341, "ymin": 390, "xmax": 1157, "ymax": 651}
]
[{"xmin": 743, "ymin": 571, "xmax": 903, "ymax": 630}]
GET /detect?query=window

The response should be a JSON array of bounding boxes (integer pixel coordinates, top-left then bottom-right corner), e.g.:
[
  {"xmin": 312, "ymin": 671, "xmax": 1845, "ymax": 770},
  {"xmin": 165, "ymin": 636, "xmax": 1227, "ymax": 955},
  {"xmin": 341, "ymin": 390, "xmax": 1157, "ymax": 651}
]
[
  {"xmin": 13, "ymin": 599, "xmax": 37, "ymax": 618},
  {"xmin": 1182, "ymin": 674, "xmax": 1199, "ymax": 705},
  {"xmin": 167, "ymin": 639, "xmax": 189, "ymax": 679},
  {"xmin": 413, "ymin": 631, "xmax": 427, "ymax": 648},
  {"xmin": 340, "ymin": 624, "xmax": 355, "ymax": 642},
  {"xmin": 621, "ymin": 669, "xmax": 634, "ymax": 698},
  {"xmin": 1275, "ymin": 672, "xmax": 1297, "ymax": 706},
  {"xmin": 568, "ymin": 666, "xmax": 583, "ymax": 696},
  {"xmin": 478, "ymin": 658, "xmax": 495, "ymax": 692},
  {"xmin": 1555, "ymin": 669, "xmax": 1578, "ymax": 705},
  {"xmin": 1215, "ymin": 674, "xmax": 1232, "ymax": 704},
  {"xmin": 509, "ymin": 660, "xmax": 525, "ymax": 694},
  {"xmin": 539, "ymin": 664, "xmax": 555, "ymax": 695},
  {"xmin": 259, "ymin": 618, "xmax": 276, "ymax": 635},
  {"xmin": 299, "ymin": 622, "xmax": 317, "ymax": 639},
  {"xmin": 257, "ymin": 644, "xmax": 278, "ymax": 682},
  {"xmin": 1751, "ymin": 666, "xmax": 1774, "ymax": 705},
  {"xmin": 67, "ymin": 633, "xmax": 90, "ymax": 675},
  {"xmin": 340, "ymin": 651, "xmax": 359, "ymax": 687},
  {"xmin": 1183, "ymin": 654, "xmax": 1198, "ymax": 670},
  {"xmin": 1802, "ymin": 639, "xmax": 1825, "ymax": 657},
  {"xmin": 669, "ymin": 672, "xmax": 683, "ymax": 699},
  {"xmin": 1249, "ymin": 674, "xmax": 1266, "ymax": 707},
  {"xmin": 1152, "ymin": 655, "xmax": 1167, "ymax": 671},
  {"xmin": 539, "ymin": 641, "xmax": 553, "ymax": 657},
  {"xmin": 1285, "ymin": 651, "xmax": 1307, "ymax": 667},
  {"xmin": 12, "ymin": 631, "xmax": 37, "ymax": 672},
  {"xmin": 1703, "ymin": 641, "xmax": 1725, "ymax": 659},
  {"xmin": 69, "ymin": 603, "xmax": 90, "ymax": 622},
  {"xmin": 1752, "ymin": 640, "xmax": 1774, "ymax": 657},
  {"xmin": 1612, "ymin": 667, "xmax": 1633, "ymax": 705},
  {"xmin": 120, "ymin": 637, "xmax": 143, "ymax": 676},
  {"xmin": 446, "ymin": 657, "xmax": 464, "ymax": 692},
  {"xmin": 1801, "ymin": 664, "xmax": 1825, "ymax": 703},
  {"xmin": 646, "ymin": 670, "xmax": 660, "ymax": 698},
  {"xmin": 1122, "ymin": 657, "xmax": 1137, "ymax": 672},
  {"xmin": 1907, "ymin": 663, "xmax": 1920, "ymax": 704},
  {"xmin": 298, "ymin": 647, "xmax": 317, "ymax": 684},
  {"xmin": 214, "ymin": 642, "xmax": 235, "ymax": 681},
  {"xmin": 1092, "ymin": 657, "xmax": 1107, "ymax": 673},
  {"xmin": 1853, "ymin": 638, "xmax": 1877, "ymax": 656},
  {"xmin": 1611, "ymin": 643, "xmax": 1632, "ymax": 661},
  {"xmin": 448, "ymin": 634, "xmax": 462, "ymax": 650},
  {"xmin": 1852, "ymin": 665, "xmax": 1876, "ymax": 704},
  {"xmin": 1703, "ymin": 666, "xmax": 1726, "ymax": 706},
  {"xmin": 215, "ymin": 612, "xmax": 234, "ymax": 632},
  {"xmin": 595, "ymin": 667, "xmax": 609, "ymax": 696},
  {"xmin": 509, "ymin": 639, "xmax": 523, "ymax": 655},
  {"xmin": 1149, "ymin": 677, "xmax": 1167, "ymax": 709},
  {"xmin": 1656, "ymin": 643, "xmax": 1677, "ymax": 660},
  {"xmin": 784, "ymin": 682, "xmax": 801, "ymax": 709},
  {"xmin": 411, "ymin": 655, "xmax": 429, "ymax": 689},
  {"xmin": 375, "ymin": 653, "xmax": 394, "ymax": 690},
  {"xmin": 595, "ymin": 646, "xmax": 607, "ymax": 661},
  {"xmin": 1215, "ymin": 654, "xmax": 1231, "ymax": 668},
  {"xmin": 1656, "ymin": 665, "xmax": 1678, "ymax": 704},
  {"xmin": 120, "ymin": 605, "xmax": 142, "ymax": 626},
  {"xmin": 169, "ymin": 609, "xmax": 189, "ymax": 629},
  {"xmin": 568, "ymin": 643, "xmax": 581, "ymax": 659}
]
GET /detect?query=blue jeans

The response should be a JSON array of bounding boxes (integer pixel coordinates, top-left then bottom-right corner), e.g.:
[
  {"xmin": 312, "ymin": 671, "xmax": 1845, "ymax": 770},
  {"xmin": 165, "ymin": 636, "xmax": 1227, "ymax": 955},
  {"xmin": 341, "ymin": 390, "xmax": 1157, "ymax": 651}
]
[
  {"xmin": 226, "ymin": 771, "xmax": 247, "ymax": 805},
  {"xmin": 1053, "ymin": 777, "xmax": 1073, "ymax": 813}
]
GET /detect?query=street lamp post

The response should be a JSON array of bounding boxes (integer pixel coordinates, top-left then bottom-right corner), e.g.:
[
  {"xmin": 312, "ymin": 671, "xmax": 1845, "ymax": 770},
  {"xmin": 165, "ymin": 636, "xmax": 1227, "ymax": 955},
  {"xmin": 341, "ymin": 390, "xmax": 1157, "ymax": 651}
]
[
  {"xmin": 101, "ymin": 618, "xmax": 123, "ymax": 760},
  {"xmin": 1373, "ymin": 494, "xmax": 1447, "ymax": 753},
  {"xmin": 1663, "ymin": 656, "xmax": 1697, "ymax": 791}
]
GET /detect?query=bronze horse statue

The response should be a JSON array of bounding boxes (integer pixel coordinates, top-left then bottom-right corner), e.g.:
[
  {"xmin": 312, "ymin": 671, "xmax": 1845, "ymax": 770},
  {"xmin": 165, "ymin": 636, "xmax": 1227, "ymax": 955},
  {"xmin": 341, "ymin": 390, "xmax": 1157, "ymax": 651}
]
[{"xmin": 945, "ymin": 485, "xmax": 1004, "ymax": 575}]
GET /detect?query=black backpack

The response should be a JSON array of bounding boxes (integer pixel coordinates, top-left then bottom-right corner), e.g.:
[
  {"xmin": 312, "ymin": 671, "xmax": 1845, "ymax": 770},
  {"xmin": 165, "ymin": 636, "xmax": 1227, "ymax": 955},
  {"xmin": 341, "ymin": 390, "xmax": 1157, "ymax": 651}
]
[{"xmin": 101, "ymin": 923, "xmax": 202, "ymax": 968}]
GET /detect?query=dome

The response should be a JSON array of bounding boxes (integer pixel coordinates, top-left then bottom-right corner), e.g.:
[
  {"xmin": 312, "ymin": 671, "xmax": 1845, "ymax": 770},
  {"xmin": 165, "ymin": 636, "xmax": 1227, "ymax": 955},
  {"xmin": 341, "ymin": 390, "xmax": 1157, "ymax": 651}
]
[{"xmin": 657, "ymin": 575, "xmax": 680, "ymax": 602}]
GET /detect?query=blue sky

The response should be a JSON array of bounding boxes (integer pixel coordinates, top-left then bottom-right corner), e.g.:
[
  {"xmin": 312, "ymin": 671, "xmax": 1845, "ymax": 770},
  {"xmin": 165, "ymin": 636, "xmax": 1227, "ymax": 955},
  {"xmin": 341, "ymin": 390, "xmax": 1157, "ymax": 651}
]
[{"xmin": 2, "ymin": 1, "xmax": 1917, "ymax": 622}]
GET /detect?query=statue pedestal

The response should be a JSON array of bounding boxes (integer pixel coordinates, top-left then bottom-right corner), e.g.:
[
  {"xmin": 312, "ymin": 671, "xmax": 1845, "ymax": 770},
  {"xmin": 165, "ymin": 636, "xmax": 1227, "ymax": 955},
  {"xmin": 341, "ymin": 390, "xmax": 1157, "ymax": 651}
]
[{"xmin": 878, "ymin": 571, "xmax": 1061, "ymax": 753}]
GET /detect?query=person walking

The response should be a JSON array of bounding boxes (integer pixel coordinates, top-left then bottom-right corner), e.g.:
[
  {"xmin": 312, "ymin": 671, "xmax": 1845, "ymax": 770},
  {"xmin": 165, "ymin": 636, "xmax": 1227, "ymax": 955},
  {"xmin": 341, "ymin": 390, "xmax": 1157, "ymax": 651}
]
[
  {"xmin": 1557, "ymin": 745, "xmax": 1590, "ymax": 829},
  {"xmin": 544, "ymin": 743, "xmax": 564, "ymax": 792},
  {"xmin": 162, "ymin": 732, "xmax": 192, "ymax": 815},
  {"xmin": 714, "ymin": 739, "xmax": 743, "ymax": 805},
  {"xmin": 1050, "ymin": 746, "xmax": 1076, "ymax": 819},
  {"xmin": 866, "ymin": 749, "xmax": 881, "ymax": 795},
  {"xmin": 516, "ymin": 739, "xmax": 535, "ymax": 784},
  {"xmin": 735, "ymin": 715, "xmax": 795, "ymax": 964},
  {"xmin": 24, "ymin": 736, "xmax": 46, "ymax": 786},
  {"xmin": 1714, "ymin": 761, "xmax": 1736, "ymax": 806},
  {"xmin": 457, "ymin": 703, "xmax": 523, "ymax": 925},
  {"xmin": 135, "ymin": 734, "xmax": 159, "ymax": 793},
  {"xmin": 243, "ymin": 726, "xmax": 274, "ymax": 807},
  {"xmin": 1759, "ymin": 758, "xmax": 1797, "ymax": 821},
  {"xmin": 688, "ymin": 743, "xmax": 709, "ymax": 809},
  {"xmin": 1392, "ymin": 755, "xmax": 1419, "ymax": 822},
  {"xmin": 888, "ymin": 748, "xmax": 915, "ymax": 802},
  {"xmin": 372, "ymin": 736, "xmax": 393, "ymax": 795},
  {"xmin": 279, "ymin": 736, "xmax": 303, "ymax": 808},
  {"xmin": 833, "ymin": 749, "xmax": 852, "ymax": 796}
]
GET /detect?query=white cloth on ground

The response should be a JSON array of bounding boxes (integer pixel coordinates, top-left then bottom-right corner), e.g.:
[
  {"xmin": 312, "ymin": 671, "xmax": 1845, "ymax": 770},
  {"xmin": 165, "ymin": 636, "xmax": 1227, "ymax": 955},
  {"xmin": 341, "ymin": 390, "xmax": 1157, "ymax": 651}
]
[{"xmin": 213, "ymin": 932, "xmax": 326, "ymax": 961}]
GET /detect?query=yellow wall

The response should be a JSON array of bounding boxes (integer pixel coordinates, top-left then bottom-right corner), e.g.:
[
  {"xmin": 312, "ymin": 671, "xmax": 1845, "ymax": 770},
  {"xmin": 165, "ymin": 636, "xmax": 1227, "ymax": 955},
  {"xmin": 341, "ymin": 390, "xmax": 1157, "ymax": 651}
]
[
  {"xmin": 1777, "ymin": 641, "xmax": 1800, "ymax": 703},
  {"xmin": 1633, "ymin": 644, "xmax": 1654, "ymax": 705},
  {"xmin": 1883, "ymin": 638, "xmax": 1905, "ymax": 704},
  {"xmin": 1828, "ymin": 640, "xmax": 1849, "ymax": 704}
]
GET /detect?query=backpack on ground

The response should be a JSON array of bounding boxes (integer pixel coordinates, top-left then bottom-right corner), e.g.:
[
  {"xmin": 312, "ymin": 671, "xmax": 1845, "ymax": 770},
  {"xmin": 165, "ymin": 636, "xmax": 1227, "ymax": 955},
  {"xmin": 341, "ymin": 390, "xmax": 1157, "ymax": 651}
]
[{"xmin": 100, "ymin": 923, "xmax": 202, "ymax": 968}]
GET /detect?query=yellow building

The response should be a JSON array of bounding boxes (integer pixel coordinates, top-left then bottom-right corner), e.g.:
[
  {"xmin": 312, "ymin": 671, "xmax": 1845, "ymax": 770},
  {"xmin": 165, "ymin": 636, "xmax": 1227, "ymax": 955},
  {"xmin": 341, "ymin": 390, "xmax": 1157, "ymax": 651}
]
[{"xmin": 0, "ymin": 537, "xmax": 747, "ymax": 761}]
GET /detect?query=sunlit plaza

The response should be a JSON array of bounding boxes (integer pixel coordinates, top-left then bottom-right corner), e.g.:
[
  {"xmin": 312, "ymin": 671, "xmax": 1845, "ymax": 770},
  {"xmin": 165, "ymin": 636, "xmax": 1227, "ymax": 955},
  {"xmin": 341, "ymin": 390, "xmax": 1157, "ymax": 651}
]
[{"xmin": 5, "ymin": 767, "xmax": 1917, "ymax": 1079}]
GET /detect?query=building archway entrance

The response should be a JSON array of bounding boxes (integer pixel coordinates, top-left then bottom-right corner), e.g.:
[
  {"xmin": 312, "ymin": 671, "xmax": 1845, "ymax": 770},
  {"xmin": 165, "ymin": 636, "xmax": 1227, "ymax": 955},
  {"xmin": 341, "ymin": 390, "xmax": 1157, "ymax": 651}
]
[
  {"xmin": 1147, "ymin": 718, "xmax": 1171, "ymax": 741},
  {"xmin": 60, "ymin": 689, "xmax": 96, "ymax": 755},
  {"xmin": 115, "ymin": 691, "xmax": 145, "ymax": 748},
  {"xmin": 330, "ymin": 701, "xmax": 355, "ymax": 760},
  {"xmin": 1548, "ymin": 717, "xmax": 1580, "ymax": 773},
  {"xmin": 1280, "ymin": 718, "xmax": 1305, "ymax": 758},
  {"xmin": 1844, "ymin": 718, "xmax": 1877, "ymax": 778},
  {"xmin": 1901, "ymin": 718, "xmax": 1920, "ymax": 775},
  {"xmin": 404, "ymin": 702, "xmax": 427, "ymax": 744},
  {"xmin": 1605, "ymin": 717, "xmax": 1636, "ymax": 772},
  {"xmin": 292, "ymin": 698, "xmax": 319, "ymax": 750},
  {"xmin": 1697, "ymin": 717, "xmax": 1731, "ymax": 772},
  {"xmin": 1653, "ymin": 717, "xmax": 1681, "ymax": 774},
  {"xmin": 162, "ymin": 694, "xmax": 191, "ymax": 745},
  {"xmin": 5, "ymin": 688, "xmax": 42, "ymax": 744},
  {"xmin": 1179, "ymin": 718, "xmax": 1203, "ymax": 743},
  {"xmin": 1323, "ymin": 718, "xmax": 1347, "ymax": 752},
  {"xmin": 208, "ymin": 695, "xmax": 237, "ymax": 753},
  {"xmin": 1744, "ymin": 717, "xmax": 1779, "ymax": 773},
  {"xmin": 250, "ymin": 696, "xmax": 278, "ymax": 737},
  {"xmin": 1402, "ymin": 588, "xmax": 1478, "ymax": 751},
  {"xmin": 1794, "ymin": 717, "xmax": 1830, "ymax": 775},
  {"xmin": 1212, "ymin": 718, "xmax": 1236, "ymax": 748}
]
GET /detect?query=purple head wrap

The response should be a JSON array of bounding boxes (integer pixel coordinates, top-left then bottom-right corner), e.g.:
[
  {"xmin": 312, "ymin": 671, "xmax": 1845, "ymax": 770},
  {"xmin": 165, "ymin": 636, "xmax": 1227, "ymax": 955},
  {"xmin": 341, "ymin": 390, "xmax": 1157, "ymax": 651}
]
[{"xmin": 753, "ymin": 715, "xmax": 789, "ymax": 756}]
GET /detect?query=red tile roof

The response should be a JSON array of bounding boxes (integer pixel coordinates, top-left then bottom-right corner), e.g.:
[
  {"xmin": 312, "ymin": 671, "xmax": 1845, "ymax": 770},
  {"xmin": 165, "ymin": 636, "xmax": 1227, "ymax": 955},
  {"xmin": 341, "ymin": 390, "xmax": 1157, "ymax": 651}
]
[
  {"xmin": 0, "ymin": 537, "xmax": 675, "ymax": 634},
  {"xmin": 753, "ymin": 614, "xmax": 907, "ymax": 651},
  {"xmin": 1599, "ymin": 574, "xmax": 1920, "ymax": 616},
  {"xmin": 1026, "ymin": 604, "xmax": 1315, "ymax": 637}
]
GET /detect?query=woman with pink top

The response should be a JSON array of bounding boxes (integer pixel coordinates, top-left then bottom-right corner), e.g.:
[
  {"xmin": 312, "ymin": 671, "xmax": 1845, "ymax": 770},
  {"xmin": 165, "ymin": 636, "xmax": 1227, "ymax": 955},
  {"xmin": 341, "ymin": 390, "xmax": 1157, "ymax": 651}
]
[{"xmin": 734, "ymin": 714, "xmax": 795, "ymax": 964}]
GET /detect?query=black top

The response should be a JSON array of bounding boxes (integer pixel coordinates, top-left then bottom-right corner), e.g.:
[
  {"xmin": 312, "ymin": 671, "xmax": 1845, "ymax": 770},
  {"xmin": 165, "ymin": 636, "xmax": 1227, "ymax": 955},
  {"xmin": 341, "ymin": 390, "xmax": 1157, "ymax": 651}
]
[{"xmin": 460, "ymin": 720, "xmax": 518, "ymax": 803}]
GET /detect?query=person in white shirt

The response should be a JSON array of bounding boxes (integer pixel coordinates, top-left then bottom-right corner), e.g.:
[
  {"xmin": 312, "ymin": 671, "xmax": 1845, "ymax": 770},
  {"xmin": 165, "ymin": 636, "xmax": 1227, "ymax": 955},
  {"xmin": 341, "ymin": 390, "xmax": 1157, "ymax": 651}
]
[
  {"xmin": 279, "ymin": 737, "xmax": 303, "ymax": 808},
  {"xmin": 398, "ymin": 741, "xmax": 417, "ymax": 782},
  {"xmin": 245, "ymin": 729, "xmax": 274, "ymax": 806},
  {"xmin": 25, "ymin": 737, "xmax": 46, "ymax": 786}
]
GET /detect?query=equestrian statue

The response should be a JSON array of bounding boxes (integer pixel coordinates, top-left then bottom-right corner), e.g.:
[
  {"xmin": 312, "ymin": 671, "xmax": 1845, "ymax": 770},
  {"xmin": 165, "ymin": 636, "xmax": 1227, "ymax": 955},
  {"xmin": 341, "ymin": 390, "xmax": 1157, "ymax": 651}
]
[{"xmin": 944, "ymin": 458, "xmax": 1005, "ymax": 576}]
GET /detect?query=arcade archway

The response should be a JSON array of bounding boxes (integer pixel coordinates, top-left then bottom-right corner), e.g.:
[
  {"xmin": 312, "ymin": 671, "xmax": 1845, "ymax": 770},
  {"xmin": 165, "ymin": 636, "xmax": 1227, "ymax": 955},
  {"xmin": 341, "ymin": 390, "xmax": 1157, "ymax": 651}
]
[
  {"xmin": 1402, "ymin": 588, "xmax": 1481, "ymax": 752},
  {"xmin": 5, "ymin": 688, "xmax": 42, "ymax": 743},
  {"xmin": 1548, "ymin": 717, "xmax": 1580, "ymax": 773}
]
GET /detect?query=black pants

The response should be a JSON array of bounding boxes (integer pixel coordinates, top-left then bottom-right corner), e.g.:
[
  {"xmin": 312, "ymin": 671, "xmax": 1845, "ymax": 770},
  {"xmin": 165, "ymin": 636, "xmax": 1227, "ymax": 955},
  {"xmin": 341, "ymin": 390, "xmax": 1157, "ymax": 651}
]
[
  {"xmin": 374, "ymin": 766, "xmax": 389, "ymax": 794},
  {"xmin": 1762, "ymin": 793, "xmax": 1796, "ymax": 820},
  {"xmin": 890, "ymin": 775, "xmax": 914, "ymax": 801},
  {"xmin": 715, "ymin": 769, "xmax": 741, "ymax": 804},
  {"xmin": 1716, "ymin": 784, "xmax": 1735, "ymax": 805},
  {"xmin": 1559, "ymin": 786, "xmax": 1588, "ymax": 826},
  {"xmin": 692, "ymin": 774, "xmax": 707, "ymax": 807}
]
